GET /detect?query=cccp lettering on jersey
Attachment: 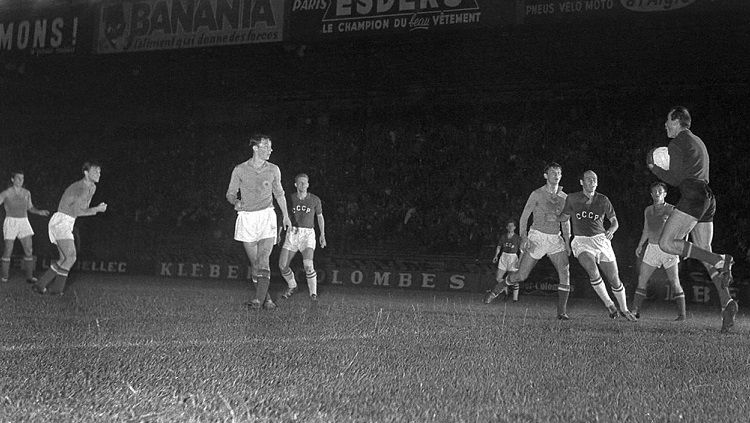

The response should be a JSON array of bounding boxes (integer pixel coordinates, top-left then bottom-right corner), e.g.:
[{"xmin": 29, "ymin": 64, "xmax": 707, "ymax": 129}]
[
  {"xmin": 334, "ymin": 0, "xmax": 463, "ymax": 17},
  {"xmin": 576, "ymin": 211, "xmax": 600, "ymax": 220}
]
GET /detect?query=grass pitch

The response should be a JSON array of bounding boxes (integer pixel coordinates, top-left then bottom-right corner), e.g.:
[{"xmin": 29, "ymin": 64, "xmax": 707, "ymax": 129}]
[{"xmin": 2, "ymin": 274, "xmax": 749, "ymax": 422}]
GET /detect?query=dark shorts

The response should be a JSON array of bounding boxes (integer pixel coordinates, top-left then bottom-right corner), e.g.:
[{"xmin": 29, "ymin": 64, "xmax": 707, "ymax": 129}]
[{"xmin": 676, "ymin": 179, "xmax": 715, "ymax": 222}]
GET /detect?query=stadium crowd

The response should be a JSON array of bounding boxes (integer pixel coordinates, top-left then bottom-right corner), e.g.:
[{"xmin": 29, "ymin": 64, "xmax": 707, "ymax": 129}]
[{"xmin": 1, "ymin": 98, "xmax": 748, "ymax": 266}]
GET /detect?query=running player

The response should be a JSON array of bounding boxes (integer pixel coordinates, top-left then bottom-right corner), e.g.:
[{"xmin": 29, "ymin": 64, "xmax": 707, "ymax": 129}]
[
  {"xmin": 632, "ymin": 182, "xmax": 685, "ymax": 320},
  {"xmin": 649, "ymin": 106, "xmax": 736, "ymax": 332},
  {"xmin": 559, "ymin": 170, "xmax": 637, "ymax": 321},
  {"xmin": 486, "ymin": 220, "xmax": 521, "ymax": 302},
  {"xmin": 484, "ymin": 162, "xmax": 572, "ymax": 320},
  {"xmin": 0, "ymin": 171, "xmax": 50, "ymax": 283},
  {"xmin": 278, "ymin": 173, "xmax": 326, "ymax": 301},
  {"xmin": 226, "ymin": 134, "xmax": 291, "ymax": 310},
  {"xmin": 32, "ymin": 162, "xmax": 107, "ymax": 296}
]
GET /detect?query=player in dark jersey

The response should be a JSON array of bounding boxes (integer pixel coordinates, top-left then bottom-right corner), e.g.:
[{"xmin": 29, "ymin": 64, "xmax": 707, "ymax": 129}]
[
  {"xmin": 226, "ymin": 134, "xmax": 292, "ymax": 310},
  {"xmin": 649, "ymin": 106, "xmax": 736, "ymax": 332},
  {"xmin": 278, "ymin": 173, "xmax": 326, "ymax": 301},
  {"xmin": 486, "ymin": 220, "xmax": 521, "ymax": 302},
  {"xmin": 560, "ymin": 170, "xmax": 637, "ymax": 321},
  {"xmin": 1, "ymin": 171, "xmax": 50, "ymax": 283},
  {"xmin": 632, "ymin": 182, "xmax": 684, "ymax": 320},
  {"xmin": 33, "ymin": 162, "xmax": 107, "ymax": 296}
]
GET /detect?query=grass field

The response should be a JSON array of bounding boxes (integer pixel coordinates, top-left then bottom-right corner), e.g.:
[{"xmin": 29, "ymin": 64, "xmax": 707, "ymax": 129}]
[{"xmin": 2, "ymin": 274, "xmax": 750, "ymax": 423}]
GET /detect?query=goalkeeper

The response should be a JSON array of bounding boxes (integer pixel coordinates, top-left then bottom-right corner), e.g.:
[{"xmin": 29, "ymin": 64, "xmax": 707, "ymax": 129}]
[{"xmin": 649, "ymin": 106, "xmax": 736, "ymax": 332}]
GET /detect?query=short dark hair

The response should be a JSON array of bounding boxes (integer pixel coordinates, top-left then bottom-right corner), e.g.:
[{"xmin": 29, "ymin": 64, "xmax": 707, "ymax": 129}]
[
  {"xmin": 249, "ymin": 134, "xmax": 271, "ymax": 148},
  {"xmin": 669, "ymin": 106, "xmax": 691, "ymax": 129},
  {"xmin": 82, "ymin": 161, "xmax": 101, "ymax": 172},
  {"xmin": 295, "ymin": 173, "xmax": 309, "ymax": 182},
  {"xmin": 650, "ymin": 181, "xmax": 667, "ymax": 192},
  {"xmin": 506, "ymin": 220, "xmax": 516, "ymax": 226},
  {"xmin": 544, "ymin": 162, "xmax": 562, "ymax": 173},
  {"xmin": 10, "ymin": 170, "xmax": 23, "ymax": 178}
]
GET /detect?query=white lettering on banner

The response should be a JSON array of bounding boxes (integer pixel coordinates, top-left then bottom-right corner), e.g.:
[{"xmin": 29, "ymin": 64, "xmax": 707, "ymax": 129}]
[
  {"xmin": 373, "ymin": 272, "xmax": 391, "ymax": 286},
  {"xmin": 320, "ymin": 0, "xmax": 479, "ymax": 33},
  {"xmin": 449, "ymin": 274, "xmax": 465, "ymax": 290},
  {"xmin": 75, "ymin": 260, "xmax": 128, "ymax": 273},
  {"xmin": 525, "ymin": 0, "xmax": 616, "ymax": 16},
  {"xmin": 293, "ymin": 0, "xmax": 329, "ymax": 11},
  {"xmin": 0, "ymin": 16, "xmax": 76, "ymax": 52},
  {"xmin": 620, "ymin": 0, "xmax": 694, "ymax": 12},
  {"xmin": 421, "ymin": 273, "xmax": 436, "ymax": 288},
  {"xmin": 209, "ymin": 264, "xmax": 221, "ymax": 278},
  {"xmin": 327, "ymin": 268, "xmax": 473, "ymax": 291},
  {"xmin": 227, "ymin": 265, "xmax": 239, "ymax": 279},
  {"xmin": 334, "ymin": 0, "xmax": 464, "ymax": 17},
  {"xmin": 97, "ymin": 0, "xmax": 283, "ymax": 53},
  {"xmin": 398, "ymin": 273, "xmax": 412, "ymax": 287}
]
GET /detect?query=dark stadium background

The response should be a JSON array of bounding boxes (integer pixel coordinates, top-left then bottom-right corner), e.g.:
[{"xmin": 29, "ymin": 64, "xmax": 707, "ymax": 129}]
[{"xmin": 1, "ymin": 0, "xmax": 748, "ymax": 294}]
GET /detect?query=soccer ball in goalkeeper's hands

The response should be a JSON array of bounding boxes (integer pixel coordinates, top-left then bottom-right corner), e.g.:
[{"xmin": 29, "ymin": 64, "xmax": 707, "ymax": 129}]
[{"xmin": 648, "ymin": 146, "xmax": 670, "ymax": 170}]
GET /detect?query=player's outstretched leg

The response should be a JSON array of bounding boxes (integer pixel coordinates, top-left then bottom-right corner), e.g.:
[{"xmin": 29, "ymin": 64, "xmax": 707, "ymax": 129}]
[{"xmin": 484, "ymin": 276, "xmax": 510, "ymax": 304}]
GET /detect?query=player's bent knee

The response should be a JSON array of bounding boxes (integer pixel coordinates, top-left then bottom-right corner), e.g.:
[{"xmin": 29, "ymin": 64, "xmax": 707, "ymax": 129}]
[{"xmin": 303, "ymin": 259, "xmax": 314, "ymax": 271}]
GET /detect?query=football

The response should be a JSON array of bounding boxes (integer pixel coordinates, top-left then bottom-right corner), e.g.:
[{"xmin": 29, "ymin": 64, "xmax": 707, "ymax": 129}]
[{"xmin": 652, "ymin": 146, "xmax": 670, "ymax": 170}]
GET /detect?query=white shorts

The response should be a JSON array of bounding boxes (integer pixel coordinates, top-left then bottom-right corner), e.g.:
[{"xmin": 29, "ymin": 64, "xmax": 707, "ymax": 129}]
[
  {"xmin": 642, "ymin": 243, "xmax": 679, "ymax": 269},
  {"xmin": 48, "ymin": 212, "xmax": 75, "ymax": 244},
  {"xmin": 496, "ymin": 252, "xmax": 519, "ymax": 272},
  {"xmin": 3, "ymin": 217, "xmax": 34, "ymax": 240},
  {"xmin": 572, "ymin": 234, "xmax": 616, "ymax": 263},
  {"xmin": 527, "ymin": 229, "xmax": 566, "ymax": 260},
  {"xmin": 282, "ymin": 227, "xmax": 316, "ymax": 253},
  {"xmin": 234, "ymin": 208, "xmax": 277, "ymax": 243}
]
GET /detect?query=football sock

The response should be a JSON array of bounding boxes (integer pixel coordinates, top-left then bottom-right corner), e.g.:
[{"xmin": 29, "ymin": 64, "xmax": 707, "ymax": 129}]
[
  {"xmin": 709, "ymin": 275, "xmax": 731, "ymax": 308},
  {"xmin": 611, "ymin": 282, "xmax": 629, "ymax": 311},
  {"xmin": 281, "ymin": 267, "xmax": 297, "ymax": 289},
  {"xmin": 23, "ymin": 256, "xmax": 35, "ymax": 280},
  {"xmin": 306, "ymin": 269, "xmax": 317, "ymax": 296},
  {"xmin": 557, "ymin": 284, "xmax": 570, "ymax": 315},
  {"xmin": 633, "ymin": 288, "xmax": 648, "ymax": 313},
  {"xmin": 36, "ymin": 264, "xmax": 60, "ymax": 289},
  {"xmin": 590, "ymin": 277, "xmax": 614, "ymax": 308},
  {"xmin": 47, "ymin": 266, "xmax": 69, "ymax": 294},
  {"xmin": 511, "ymin": 284, "xmax": 519, "ymax": 301},
  {"xmin": 674, "ymin": 290, "xmax": 686, "ymax": 317},
  {"xmin": 1, "ymin": 257, "xmax": 9, "ymax": 280},
  {"xmin": 681, "ymin": 242, "xmax": 720, "ymax": 266},
  {"xmin": 255, "ymin": 269, "xmax": 271, "ymax": 303}
]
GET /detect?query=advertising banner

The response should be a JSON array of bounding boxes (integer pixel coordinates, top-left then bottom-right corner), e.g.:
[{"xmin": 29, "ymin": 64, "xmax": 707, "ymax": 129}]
[
  {"xmin": 521, "ymin": 0, "xmax": 742, "ymax": 23},
  {"xmin": 286, "ymin": 0, "xmax": 510, "ymax": 41},
  {"xmin": 95, "ymin": 0, "xmax": 284, "ymax": 54},
  {"xmin": 0, "ymin": 6, "xmax": 86, "ymax": 56}
]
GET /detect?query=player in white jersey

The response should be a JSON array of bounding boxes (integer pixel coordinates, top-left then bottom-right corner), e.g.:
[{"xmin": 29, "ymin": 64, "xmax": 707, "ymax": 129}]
[
  {"xmin": 226, "ymin": 134, "xmax": 291, "ymax": 310},
  {"xmin": 278, "ymin": 173, "xmax": 326, "ymax": 301},
  {"xmin": 632, "ymin": 182, "xmax": 685, "ymax": 320},
  {"xmin": 484, "ymin": 163, "xmax": 572, "ymax": 320},
  {"xmin": 0, "ymin": 171, "xmax": 50, "ymax": 283}
]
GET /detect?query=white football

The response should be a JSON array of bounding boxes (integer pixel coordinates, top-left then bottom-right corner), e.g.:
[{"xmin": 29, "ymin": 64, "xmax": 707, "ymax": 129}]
[{"xmin": 652, "ymin": 147, "xmax": 670, "ymax": 170}]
